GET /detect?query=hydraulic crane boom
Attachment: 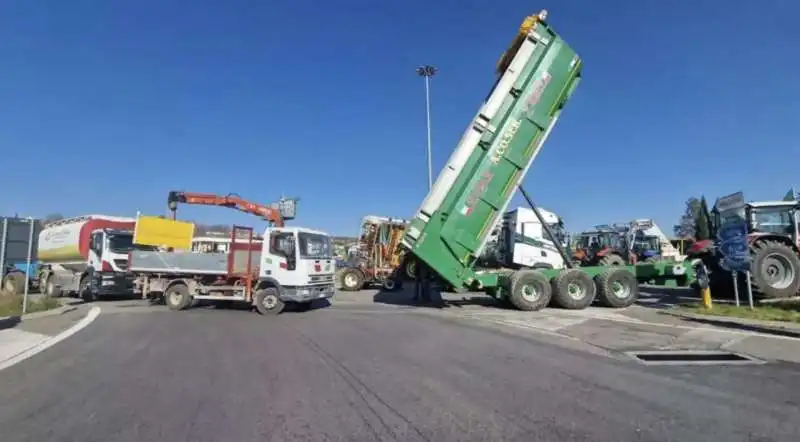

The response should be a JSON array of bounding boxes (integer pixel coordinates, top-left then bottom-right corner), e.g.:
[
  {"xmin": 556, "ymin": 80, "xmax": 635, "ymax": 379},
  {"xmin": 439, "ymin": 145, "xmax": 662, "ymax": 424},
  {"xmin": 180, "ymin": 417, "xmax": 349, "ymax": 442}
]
[{"xmin": 166, "ymin": 191, "xmax": 297, "ymax": 227}]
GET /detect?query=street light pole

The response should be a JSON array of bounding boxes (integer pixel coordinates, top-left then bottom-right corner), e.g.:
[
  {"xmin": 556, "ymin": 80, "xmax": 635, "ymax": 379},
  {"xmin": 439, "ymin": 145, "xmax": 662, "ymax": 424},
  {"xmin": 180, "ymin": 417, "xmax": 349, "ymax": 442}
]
[{"xmin": 416, "ymin": 65, "xmax": 438, "ymax": 190}]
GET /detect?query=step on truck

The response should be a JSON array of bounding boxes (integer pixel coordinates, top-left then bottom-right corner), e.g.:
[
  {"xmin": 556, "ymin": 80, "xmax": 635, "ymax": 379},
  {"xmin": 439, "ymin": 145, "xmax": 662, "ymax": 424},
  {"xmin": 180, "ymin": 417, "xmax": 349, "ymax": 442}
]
[
  {"xmin": 398, "ymin": 10, "xmax": 690, "ymax": 311},
  {"xmin": 129, "ymin": 224, "xmax": 336, "ymax": 315}
]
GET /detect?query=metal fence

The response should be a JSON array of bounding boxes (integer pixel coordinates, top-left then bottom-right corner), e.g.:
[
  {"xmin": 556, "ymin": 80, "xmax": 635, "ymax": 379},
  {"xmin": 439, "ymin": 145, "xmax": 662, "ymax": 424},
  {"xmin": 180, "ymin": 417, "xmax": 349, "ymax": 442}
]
[{"xmin": 0, "ymin": 217, "xmax": 43, "ymax": 314}]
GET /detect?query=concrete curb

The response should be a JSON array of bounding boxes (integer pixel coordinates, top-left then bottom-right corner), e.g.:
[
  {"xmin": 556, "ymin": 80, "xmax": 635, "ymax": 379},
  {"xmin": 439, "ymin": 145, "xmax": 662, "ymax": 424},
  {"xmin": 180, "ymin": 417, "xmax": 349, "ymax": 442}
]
[
  {"xmin": 661, "ymin": 310, "xmax": 800, "ymax": 340},
  {"xmin": 0, "ymin": 299, "xmax": 85, "ymax": 330}
]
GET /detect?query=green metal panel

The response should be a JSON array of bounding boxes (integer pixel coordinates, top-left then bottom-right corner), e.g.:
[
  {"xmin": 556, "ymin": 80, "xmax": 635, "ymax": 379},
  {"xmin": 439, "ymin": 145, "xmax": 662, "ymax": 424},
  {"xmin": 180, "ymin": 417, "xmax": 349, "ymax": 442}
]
[{"xmin": 403, "ymin": 17, "xmax": 582, "ymax": 289}]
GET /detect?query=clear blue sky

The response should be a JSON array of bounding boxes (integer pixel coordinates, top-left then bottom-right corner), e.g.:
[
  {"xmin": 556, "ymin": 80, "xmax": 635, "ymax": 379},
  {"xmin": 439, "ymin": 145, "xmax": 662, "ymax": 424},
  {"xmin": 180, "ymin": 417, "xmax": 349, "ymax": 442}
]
[{"xmin": 2, "ymin": 1, "xmax": 798, "ymax": 236}]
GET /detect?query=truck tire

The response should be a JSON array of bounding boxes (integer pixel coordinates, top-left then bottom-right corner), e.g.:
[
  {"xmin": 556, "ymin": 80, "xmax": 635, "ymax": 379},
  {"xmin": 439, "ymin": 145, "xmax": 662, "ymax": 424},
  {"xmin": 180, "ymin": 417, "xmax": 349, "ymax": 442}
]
[
  {"xmin": 79, "ymin": 276, "xmax": 96, "ymax": 303},
  {"xmin": 254, "ymin": 287, "xmax": 284, "ymax": 315},
  {"xmin": 595, "ymin": 267, "xmax": 639, "ymax": 308},
  {"xmin": 2, "ymin": 272, "xmax": 25, "ymax": 295},
  {"xmin": 382, "ymin": 278, "xmax": 401, "ymax": 291},
  {"xmin": 551, "ymin": 269, "xmax": 596, "ymax": 310},
  {"xmin": 598, "ymin": 254, "xmax": 625, "ymax": 266},
  {"xmin": 750, "ymin": 240, "xmax": 800, "ymax": 299},
  {"xmin": 508, "ymin": 270, "xmax": 552, "ymax": 311},
  {"xmin": 164, "ymin": 284, "xmax": 193, "ymax": 311},
  {"xmin": 340, "ymin": 268, "xmax": 364, "ymax": 291},
  {"xmin": 403, "ymin": 258, "xmax": 417, "ymax": 280}
]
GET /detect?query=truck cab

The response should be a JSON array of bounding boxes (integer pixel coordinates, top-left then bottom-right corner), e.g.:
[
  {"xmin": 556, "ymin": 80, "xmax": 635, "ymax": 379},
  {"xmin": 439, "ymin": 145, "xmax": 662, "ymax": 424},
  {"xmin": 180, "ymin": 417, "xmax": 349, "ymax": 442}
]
[{"xmin": 261, "ymin": 227, "xmax": 336, "ymax": 302}]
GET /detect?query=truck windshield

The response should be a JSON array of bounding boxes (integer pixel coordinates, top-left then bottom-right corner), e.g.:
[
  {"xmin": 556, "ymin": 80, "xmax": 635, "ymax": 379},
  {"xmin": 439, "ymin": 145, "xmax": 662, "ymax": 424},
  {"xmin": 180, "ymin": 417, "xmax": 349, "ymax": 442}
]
[
  {"xmin": 298, "ymin": 232, "xmax": 332, "ymax": 259},
  {"xmin": 108, "ymin": 234, "xmax": 156, "ymax": 253}
]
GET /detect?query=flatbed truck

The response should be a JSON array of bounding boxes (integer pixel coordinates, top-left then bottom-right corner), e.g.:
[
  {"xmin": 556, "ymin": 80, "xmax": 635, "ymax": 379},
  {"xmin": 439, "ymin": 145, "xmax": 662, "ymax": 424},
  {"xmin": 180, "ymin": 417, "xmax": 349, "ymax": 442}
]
[{"xmin": 398, "ymin": 10, "xmax": 691, "ymax": 311}]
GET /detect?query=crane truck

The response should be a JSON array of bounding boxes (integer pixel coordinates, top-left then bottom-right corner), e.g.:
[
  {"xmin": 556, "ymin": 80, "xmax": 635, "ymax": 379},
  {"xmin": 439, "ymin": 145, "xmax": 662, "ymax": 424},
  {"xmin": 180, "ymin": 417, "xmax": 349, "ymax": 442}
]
[
  {"xmin": 397, "ymin": 10, "xmax": 690, "ymax": 311},
  {"xmin": 129, "ymin": 191, "xmax": 335, "ymax": 315}
]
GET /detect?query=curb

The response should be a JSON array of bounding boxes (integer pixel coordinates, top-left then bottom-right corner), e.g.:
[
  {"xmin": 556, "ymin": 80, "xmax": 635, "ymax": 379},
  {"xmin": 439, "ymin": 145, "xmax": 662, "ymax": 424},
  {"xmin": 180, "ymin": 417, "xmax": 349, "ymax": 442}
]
[
  {"xmin": 0, "ymin": 299, "xmax": 85, "ymax": 330},
  {"xmin": 661, "ymin": 310, "xmax": 800, "ymax": 339}
]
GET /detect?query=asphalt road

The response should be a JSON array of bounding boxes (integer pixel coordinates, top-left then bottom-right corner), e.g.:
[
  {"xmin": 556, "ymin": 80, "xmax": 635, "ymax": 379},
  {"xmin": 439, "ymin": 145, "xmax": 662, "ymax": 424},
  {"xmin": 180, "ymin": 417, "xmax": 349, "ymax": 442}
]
[{"xmin": 1, "ymin": 302, "xmax": 799, "ymax": 442}]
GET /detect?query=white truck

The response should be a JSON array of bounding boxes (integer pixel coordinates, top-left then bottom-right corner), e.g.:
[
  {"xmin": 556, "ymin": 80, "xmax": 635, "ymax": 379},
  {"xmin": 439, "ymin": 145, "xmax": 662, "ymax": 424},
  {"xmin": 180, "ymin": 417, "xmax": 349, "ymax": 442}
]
[
  {"xmin": 129, "ymin": 225, "xmax": 336, "ymax": 315},
  {"xmin": 481, "ymin": 206, "xmax": 568, "ymax": 270},
  {"xmin": 36, "ymin": 215, "xmax": 152, "ymax": 300}
]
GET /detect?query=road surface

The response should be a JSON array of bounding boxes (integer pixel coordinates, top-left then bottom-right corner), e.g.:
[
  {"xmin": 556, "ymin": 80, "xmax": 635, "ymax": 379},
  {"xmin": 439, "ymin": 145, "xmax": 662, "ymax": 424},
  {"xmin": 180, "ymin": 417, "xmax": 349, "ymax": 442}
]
[{"xmin": 0, "ymin": 301, "xmax": 798, "ymax": 441}]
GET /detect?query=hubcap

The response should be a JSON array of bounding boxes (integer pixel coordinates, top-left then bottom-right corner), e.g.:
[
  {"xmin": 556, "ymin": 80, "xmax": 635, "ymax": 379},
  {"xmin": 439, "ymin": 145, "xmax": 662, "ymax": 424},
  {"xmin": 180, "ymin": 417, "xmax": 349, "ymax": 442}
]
[
  {"xmin": 610, "ymin": 280, "xmax": 630, "ymax": 299},
  {"xmin": 763, "ymin": 253, "xmax": 795, "ymax": 289},
  {"xmin": 567, "ymin": 282, "xmax": 585, "ymax": 300},
  {"xmin": 262, "ymin": 294, "xmax": 278, "ymax": 309},
  {"xmin": 520, "ymin": 284, "xmax": 540, "ymax": 302},
  {"xmin": 344, "ymin": 274, "xmax": 358, "ymax": 287},
  {"xmin": 384, "ymin": 280, "xmax": 395, "ymax": 290}
]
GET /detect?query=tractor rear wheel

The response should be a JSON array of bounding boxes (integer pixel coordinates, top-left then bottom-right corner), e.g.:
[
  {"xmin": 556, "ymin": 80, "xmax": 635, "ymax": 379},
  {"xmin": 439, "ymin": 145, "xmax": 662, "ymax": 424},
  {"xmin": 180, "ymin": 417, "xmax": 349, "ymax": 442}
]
[
  {"xmin": 598, "ymin": 254, "xmax": 625, "ymax": 266},
  {"xmin": 750, "ymin": 240, "xmax": 800, "ymax": 299}
]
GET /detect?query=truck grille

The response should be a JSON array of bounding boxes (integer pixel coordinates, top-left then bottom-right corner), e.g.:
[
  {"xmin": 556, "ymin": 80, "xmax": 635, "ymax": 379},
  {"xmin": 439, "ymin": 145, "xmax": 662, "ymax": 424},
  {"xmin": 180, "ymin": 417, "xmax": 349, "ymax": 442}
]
[
  {"xmin": 114, "ymin": 259, "xmax": 128, "ymax": 271},
  {"xmin": 309, "ymin": 274, "xmax": 334, "ymax": 283}
]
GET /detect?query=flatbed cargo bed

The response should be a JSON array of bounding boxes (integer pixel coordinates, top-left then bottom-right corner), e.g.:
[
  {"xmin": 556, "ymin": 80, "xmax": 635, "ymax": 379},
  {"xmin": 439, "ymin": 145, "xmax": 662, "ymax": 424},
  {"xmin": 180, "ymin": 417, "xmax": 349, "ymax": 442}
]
[{"xmin": 128, "ymin": 249, "xmax": 260, "ymax": 275}]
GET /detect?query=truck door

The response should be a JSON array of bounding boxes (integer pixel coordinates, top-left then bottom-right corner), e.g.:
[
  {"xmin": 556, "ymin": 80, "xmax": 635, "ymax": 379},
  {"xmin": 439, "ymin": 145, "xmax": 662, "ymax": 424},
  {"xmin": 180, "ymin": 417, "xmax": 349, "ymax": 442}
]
[
  {"xmin": 262, "ymin": 230, "xmax": 298, "ymax": 285},
  {"xmin": 89, "ymin": 231, "xmax": 104, "ymax": 270}
]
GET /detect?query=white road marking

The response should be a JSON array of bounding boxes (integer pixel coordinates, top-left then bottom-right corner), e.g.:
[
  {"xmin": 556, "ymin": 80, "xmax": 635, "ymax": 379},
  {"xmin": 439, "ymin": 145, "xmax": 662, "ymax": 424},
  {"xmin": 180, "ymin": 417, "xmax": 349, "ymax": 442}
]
[{"xmin": 0, "ymin": 306, "xmax": 101, "ymax": 372}]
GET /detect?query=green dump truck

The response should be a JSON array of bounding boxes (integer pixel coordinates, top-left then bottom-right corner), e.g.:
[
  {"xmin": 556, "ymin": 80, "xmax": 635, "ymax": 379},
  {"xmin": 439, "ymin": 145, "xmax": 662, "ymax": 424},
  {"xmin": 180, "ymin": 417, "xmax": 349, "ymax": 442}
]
[{"xmin": 398, "ymin": 10, "xmax": 691, "ymax": 311}]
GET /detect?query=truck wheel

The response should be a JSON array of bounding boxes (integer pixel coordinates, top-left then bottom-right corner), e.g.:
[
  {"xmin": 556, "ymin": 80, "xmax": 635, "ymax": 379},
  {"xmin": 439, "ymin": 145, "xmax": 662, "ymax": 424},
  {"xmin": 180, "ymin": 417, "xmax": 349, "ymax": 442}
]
[
  {"xmin": 382, "ymin": 278, "xmax": 401, "ymax": 291},
  {"xmin": 750, "ymin": 240, "xmax": 800, "ymax": 299},
  {"xmin": 598, "ymin": 254, "xmax": 625, "ymax": 266},
  {"xmin": 508, "ymin": 270, "xmax": 552, "ymax": 311},
  {"xmin": 403, "ymin": 258, "xmax": 417, "ymax": 280},
  {"xmin": 340, "ymin": 268, "xmax": 364, "ymax": 291},
  {"xmin": 551, "ymin": 269, "xmax": 596, "ymax": 310},
  {"xmin": 164, "ymin": 284, "xmax": 193, "ymax": 311},
  {"xmin": 2, "ymin": 272, "xmax": 25, "ymax": 295},
  {"xmin": 595, "ymin": 268, "xmax": 639, "ymax": 308},
  {"xmin": 254, "ymin": 287, "xmax": 284, "ymax": 315},
  {"xmin": 79, "ymin": 276, "xmax": 96, "ymax": 303}
]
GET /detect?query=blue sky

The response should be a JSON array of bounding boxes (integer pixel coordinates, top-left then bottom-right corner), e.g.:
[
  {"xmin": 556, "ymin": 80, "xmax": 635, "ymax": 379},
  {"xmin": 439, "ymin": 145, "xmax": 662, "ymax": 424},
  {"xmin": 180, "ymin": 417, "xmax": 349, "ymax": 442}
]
[{"xmin": 2, "ymin": 1, "xmax": 798, "ymax": 237}]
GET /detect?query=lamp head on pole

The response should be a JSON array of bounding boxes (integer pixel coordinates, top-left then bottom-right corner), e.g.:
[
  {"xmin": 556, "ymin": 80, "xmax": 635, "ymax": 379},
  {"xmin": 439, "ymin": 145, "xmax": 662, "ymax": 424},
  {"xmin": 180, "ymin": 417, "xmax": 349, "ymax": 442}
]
[{"xmin": 416, "ymin": 65, "xmax": 438, "ymax": 77}]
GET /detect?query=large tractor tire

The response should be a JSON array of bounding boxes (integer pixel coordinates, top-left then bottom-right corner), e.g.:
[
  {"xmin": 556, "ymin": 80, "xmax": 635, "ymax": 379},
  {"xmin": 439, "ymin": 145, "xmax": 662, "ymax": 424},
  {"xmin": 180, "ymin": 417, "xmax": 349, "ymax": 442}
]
[
  {"xmin": 339, "ymin": 268, "xmax": 365, "ymax": 291},
  {"xmin": 550, "ymin": 269, "xmax": 596, "ymax": 310},
  {"xmin": 598, "ymin": 254, "xmax": 625, "ymax": 267},
  {"xmin": 595, "ymin": 267, "xmax": 639, "ymax": 308},
  {"xmin": 750, "ymin": 240, "xmax": 800, "ymax": 299},
  {"xmin": 507, "ymin": 270, "xmax": 552, "ymax": 311}
]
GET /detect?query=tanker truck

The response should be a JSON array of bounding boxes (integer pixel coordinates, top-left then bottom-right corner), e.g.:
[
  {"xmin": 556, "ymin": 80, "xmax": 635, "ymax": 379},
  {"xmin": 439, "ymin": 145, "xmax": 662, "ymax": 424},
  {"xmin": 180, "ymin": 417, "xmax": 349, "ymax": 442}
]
[{"xmin": 37, "ymin": 215, "xmax": 153, "ymax": 301}]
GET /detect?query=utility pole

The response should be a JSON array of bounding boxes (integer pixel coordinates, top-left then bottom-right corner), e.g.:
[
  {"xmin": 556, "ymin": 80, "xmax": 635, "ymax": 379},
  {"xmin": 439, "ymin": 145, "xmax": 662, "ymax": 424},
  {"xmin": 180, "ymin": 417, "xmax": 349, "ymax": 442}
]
[{"xmin": 416, "ymin": 65, "xmax": 438, "ymax": 190}]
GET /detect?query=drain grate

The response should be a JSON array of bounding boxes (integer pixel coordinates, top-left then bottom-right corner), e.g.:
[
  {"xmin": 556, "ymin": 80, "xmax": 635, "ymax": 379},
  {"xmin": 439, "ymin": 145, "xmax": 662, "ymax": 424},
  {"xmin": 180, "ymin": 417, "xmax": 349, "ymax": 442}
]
[{"xmin": 627, "ymin": 350, "xmax": 765, "ymax": 366}]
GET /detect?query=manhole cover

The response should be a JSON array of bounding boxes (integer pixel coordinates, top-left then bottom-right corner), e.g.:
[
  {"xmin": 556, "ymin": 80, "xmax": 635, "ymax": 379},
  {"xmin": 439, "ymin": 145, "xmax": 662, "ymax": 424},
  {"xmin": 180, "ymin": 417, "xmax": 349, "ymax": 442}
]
[{"xmin": 627, "ymin": 350, "xmax": 764, "ymax": 366}]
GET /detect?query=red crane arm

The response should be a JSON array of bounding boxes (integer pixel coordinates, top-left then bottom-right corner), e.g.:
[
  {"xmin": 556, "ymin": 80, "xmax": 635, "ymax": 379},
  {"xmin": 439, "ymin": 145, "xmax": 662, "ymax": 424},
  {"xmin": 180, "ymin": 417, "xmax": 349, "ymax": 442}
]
[{"xmin": 167, "ymin": 191, "xmax": 285, "ymax": 227}]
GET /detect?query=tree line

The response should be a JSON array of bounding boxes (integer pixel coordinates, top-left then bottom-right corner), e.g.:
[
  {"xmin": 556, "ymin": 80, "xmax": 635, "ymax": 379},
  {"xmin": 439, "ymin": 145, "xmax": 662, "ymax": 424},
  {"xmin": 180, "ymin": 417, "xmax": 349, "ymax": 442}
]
[{"xmin": 672, "ymin": 197, "xmax": 715, "ymax": 241}]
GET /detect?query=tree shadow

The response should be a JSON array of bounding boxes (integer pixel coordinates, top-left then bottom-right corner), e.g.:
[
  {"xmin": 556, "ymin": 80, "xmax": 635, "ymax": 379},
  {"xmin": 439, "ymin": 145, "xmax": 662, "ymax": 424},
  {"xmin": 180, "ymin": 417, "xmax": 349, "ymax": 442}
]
[{"xmin": 372, "ymin": 285, "xmax": 511, "ymax": 310}]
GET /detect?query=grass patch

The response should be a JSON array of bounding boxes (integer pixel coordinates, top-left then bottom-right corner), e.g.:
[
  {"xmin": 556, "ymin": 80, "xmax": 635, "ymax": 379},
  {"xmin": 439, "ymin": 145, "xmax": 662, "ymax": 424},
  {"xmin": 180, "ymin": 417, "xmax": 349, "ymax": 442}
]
[
  {"xmin": 679, "ymin": 301, "xmax": 800, "ymax": 324},
  {"xmin": 0, "ymin": 291, "xmax": 62, "ymax": 317}
]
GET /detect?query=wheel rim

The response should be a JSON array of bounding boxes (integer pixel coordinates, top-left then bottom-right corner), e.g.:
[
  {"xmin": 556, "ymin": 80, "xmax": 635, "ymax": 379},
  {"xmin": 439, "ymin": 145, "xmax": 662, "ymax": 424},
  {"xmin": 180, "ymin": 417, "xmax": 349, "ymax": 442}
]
[
  {"xmin": 610, "ymin": 280, "xmax": 630, "ymax": 299},
  {"xmin": 763, "ymin": 253, "xmax": 795, "ymax": 290},
  {"xmin": 168, "ymin": 291, "xmax": 182, "ymax": 306},
  {"xmin": 567, "ymin": 282, "xmax": 586, "ymax": 300},
  {"xmin": 520, "ymin": 284, "xmax": 540, "ymax": 302},
  {"xmin": 384, "ymin": 280, "xmax": 395, "ymax": 290},
  {"xmin": 344, "ymin": 273, "xmax": 358, "ymax": 287},
  {"xmin": 406, "ymin": 261, "xmax": 417, "ymax": 278},
  {"xmin": 262, "ymin": 293, "xmax": 278, "ymax": 310}
]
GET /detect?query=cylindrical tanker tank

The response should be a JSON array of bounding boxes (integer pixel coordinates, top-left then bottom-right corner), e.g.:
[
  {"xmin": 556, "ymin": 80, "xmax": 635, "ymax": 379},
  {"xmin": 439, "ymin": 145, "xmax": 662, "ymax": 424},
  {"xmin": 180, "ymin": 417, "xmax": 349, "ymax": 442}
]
[{"xmin": 38, "ymin": 215, "xmax": 136, "ymax": 264}]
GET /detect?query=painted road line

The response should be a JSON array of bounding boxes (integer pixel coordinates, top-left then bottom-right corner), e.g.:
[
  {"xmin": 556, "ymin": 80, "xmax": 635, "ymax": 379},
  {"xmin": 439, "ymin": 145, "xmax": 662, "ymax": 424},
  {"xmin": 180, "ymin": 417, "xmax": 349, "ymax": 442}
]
[{"xmin": 0, "ymin": 306, "xmax": 101, "ymax": 372}]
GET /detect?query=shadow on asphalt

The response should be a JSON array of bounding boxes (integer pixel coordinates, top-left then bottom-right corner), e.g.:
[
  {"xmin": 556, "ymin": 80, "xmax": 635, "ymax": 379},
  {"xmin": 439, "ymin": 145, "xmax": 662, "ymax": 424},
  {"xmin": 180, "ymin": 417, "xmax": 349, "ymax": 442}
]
[
  {"xmin": 201, "ymin": 298, "xmax": 332, "ymax": 315},
  {"xmin": 373, "ymin": 287, "xmax": 513, "ymax": 310},
  {"xmin": 0, "ymin": 315, "xmax": 21, "ymax": 330},
  {"xmin": 676, "ymin": 315, "xmax": 800, "ymax": 339}
]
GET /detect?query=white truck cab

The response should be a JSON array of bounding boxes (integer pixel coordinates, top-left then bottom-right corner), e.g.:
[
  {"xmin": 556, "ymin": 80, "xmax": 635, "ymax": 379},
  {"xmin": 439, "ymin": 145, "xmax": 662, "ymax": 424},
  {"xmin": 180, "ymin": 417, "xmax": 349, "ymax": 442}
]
[{"xmin": 260, "ymin": 226, "xmax": 336, "ymax": 302}]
